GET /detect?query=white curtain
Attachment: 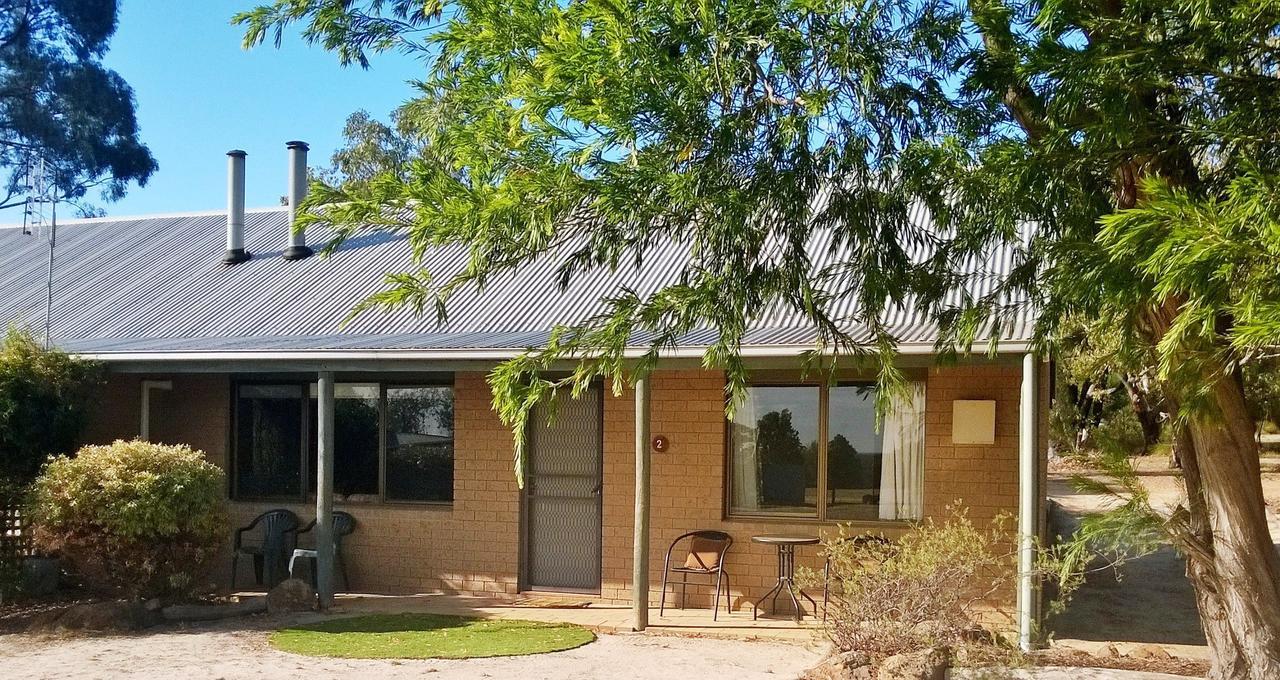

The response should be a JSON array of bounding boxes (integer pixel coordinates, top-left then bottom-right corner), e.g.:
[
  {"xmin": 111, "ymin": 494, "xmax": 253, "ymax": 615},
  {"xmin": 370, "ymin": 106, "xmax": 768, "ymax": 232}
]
[
  {"xmin": 731, "ymin": 392, "xmax": 761, "ymax": 511},
  {"xmin": 879, "ymin": 383, "xmax": 926, "ymax": 521}
]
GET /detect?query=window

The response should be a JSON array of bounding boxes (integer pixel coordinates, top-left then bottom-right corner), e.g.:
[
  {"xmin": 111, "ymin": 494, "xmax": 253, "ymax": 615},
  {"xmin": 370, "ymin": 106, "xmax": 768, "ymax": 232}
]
[
  {"xmin": 235, "ymin": 384, "xmax": 304, "ymax": 499},
  {"xmin": 727, "ymin": 382, "xmax": 925, "ymax": 522},
  {"xmin": 232, "ymin": 379, "xmax": 455, "ymax": 503},
  {"xmin": 309, "ymin": 383, "xmax": 380, "ymax": 497},
  {"xmin": 728, "ymin": 386, "xmax": 819, "ymax": 516},
  {"xmin": 385, "ymin": 387, "xmax": 455, "ymax": 502}
]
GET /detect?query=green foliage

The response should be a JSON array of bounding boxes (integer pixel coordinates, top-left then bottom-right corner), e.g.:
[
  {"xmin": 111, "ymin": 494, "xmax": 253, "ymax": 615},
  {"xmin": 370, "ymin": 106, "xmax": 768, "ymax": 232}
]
[
  {"xmin": 800, "ymin": 507, "xmax": 1018, "ymax": 659},
  {"xmin": 0, "ymin": 328, "xmax": 102, "ymax": 487},
  {"xmin": 270, "ymin": 614, "xmax": 596, "ymax": 659},
  {"xmin": 235, "ymin": 0, "xmax": 1280, "ymax": 479},
  {"xmin": 28, "ymin": 440, "xmax": 228, "ymax": 601},
  {"xmin": 1245, "ymin": 359, "xmax": 1280, "ymax": 432},
  {"xmin": 0, "ymin": 0, "xmax": 156, "ymax": 214},
  {"xmin": 1093, "ymin": 168, "xmax": 1280, "ymax": 413}
]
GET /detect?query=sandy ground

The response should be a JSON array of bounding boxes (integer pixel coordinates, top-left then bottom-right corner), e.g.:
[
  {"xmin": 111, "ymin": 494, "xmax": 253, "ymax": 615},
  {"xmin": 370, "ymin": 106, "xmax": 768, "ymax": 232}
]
[
  {"xmin": 0, "ymin": 620, "xmax": 1205, "ymax": 680},
  {"xmin": 1044, "ymin": 453, "xmax": 1280, "ymax": 654},
  {"xmin": 0, "ymin": 616, "xmax": 823, "ymax": 680}
]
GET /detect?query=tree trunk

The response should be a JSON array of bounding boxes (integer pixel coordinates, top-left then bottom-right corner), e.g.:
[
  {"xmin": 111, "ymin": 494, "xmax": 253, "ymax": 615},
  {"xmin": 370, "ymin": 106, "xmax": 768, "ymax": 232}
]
[
  {"xmin": 1120, "ymin": 374, "xmax": 1162, "ymax": 453},
  {"xmin": 1173, "ymin": 425, "xmax": 1249, "ymax": 680},
  {"xmin": 1183, "ymin": 374, "xmax": 1280, "ymax": 679}
]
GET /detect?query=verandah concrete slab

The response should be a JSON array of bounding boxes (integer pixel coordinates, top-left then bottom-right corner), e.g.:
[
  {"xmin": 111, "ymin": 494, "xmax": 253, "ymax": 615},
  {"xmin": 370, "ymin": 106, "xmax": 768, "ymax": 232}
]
[{"xmin": 320, "ymin": 592, "xmax": 824, "ymax": 643}]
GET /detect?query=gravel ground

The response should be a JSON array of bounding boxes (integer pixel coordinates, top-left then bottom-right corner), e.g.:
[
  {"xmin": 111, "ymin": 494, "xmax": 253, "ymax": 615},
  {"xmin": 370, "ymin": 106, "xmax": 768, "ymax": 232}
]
[{"xmin": 0, "ymin": 618, "xmax": 824, "ymax": 680}]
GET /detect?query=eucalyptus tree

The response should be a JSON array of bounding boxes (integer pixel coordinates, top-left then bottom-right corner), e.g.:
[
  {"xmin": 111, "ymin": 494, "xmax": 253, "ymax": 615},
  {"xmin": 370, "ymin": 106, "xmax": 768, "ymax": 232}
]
[
  {"xmin": 313, "ymin": 109, "xmax": 421, "ymax": 192},
  {"xmin": 236, "ymin": 1, "xmax": 1280, "ymax": 676},
  {"xmin": 0, "ymin": 0, "xmax": 155, "ymax": 214}
]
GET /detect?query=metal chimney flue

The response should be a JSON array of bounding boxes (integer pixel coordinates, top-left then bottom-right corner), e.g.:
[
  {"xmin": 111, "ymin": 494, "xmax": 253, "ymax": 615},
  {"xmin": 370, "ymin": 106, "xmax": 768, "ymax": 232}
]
[
  {"xmin": 282, "ymin": 140, "xmax": 313, "ymax": 261},
  {"xmin": 223, "ymin": 150, "xmax": 251, "ymax": 265}
]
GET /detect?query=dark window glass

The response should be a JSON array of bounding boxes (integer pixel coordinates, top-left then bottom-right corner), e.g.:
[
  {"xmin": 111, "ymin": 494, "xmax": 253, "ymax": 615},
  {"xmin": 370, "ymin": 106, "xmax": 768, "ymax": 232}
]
[
  {"xmin": 728, "ymin": 386, "xmax": 819, "ymax": 516},
  {"xmin": 825, "ymin": 385, "xmax": 882, "ymax": 521},
  {"xmin": 309, "ymin": 383, "xmax": 381, "ymax": 497},
  {"xmin": 235, "ymin": 384, "xmax": 303, "ymax": 498},
  {"xmin": 385, "ymin": 386, "xmax": 455, "ymax": 502}
]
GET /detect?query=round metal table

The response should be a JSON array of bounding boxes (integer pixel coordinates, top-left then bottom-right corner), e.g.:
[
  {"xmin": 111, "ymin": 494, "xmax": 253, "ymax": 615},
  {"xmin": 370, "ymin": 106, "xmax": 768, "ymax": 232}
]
[{"xmin": 751, "ymin": 534, "xmax": 820, "ymax": 621}]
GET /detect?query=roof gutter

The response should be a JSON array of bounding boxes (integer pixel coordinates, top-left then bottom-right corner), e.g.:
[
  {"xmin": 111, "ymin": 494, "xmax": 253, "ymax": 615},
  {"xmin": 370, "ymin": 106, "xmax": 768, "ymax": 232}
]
[{"xmin": 74, "ymin": 341, "xmax": 1032, "ymax": 364}]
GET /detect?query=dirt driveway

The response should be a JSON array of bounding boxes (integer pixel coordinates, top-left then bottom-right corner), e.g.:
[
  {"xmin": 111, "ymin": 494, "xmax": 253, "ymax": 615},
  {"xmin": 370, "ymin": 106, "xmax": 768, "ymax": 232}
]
[
  {"xmin": 1044, "ymin": 454, "xmax": 1280, "ymax": 654},
  {"xmin": 0, "ymin": 616, "xmax": 823, "ymax": 680}
]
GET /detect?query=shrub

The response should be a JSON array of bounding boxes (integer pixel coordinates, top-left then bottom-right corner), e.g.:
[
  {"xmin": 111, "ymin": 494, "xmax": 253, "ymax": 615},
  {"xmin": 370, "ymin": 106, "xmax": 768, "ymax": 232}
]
[
  {"xmin": 0, "ymin": 328, "xmax": 102, "ymax": 486},
  {"xmin": 28, "ymin": 440, "xmax": 228, "ymax": 601},
  {"xmin": 802, "ymin": 507, "xmax": 1017, "ymax": 660}
]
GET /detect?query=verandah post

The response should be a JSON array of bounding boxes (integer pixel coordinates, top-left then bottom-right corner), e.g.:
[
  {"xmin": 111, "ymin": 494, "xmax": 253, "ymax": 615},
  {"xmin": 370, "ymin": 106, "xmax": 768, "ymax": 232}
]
[
  {"xmin": 1017, "ymin": 353, "xmax": 1040, "ymax": 650},
  {"xmin": 316, "ymin": 370, "xmax": 335, "ymax": 609},
  {"xmin": 632, "ymin": 373, "xmax": 652, "ymax": 631}
]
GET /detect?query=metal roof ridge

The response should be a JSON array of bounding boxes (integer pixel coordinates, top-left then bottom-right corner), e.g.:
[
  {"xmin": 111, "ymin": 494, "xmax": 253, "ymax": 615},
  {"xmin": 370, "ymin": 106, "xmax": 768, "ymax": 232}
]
[{"xmin": 0, "ymin": 206, "xmax": 289, "ymax": 231}]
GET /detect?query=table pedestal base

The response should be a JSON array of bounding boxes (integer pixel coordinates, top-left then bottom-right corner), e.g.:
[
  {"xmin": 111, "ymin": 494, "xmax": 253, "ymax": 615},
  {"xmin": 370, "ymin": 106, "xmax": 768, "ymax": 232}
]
[{"xmin": 752, "ymin": 543, "xmax": 817, "ymax": 621}]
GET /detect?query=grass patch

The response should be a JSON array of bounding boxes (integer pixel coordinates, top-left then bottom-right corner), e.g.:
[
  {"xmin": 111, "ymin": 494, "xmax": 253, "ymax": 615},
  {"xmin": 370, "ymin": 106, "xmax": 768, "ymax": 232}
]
[{"xmin": 270, "ymin": 613, "xmax": 596, "ymax": 659}]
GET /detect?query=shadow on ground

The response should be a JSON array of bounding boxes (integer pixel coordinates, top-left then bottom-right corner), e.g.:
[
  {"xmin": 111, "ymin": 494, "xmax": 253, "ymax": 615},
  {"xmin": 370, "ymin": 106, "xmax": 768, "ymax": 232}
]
[{"xmin": 1043, "ymin": 543, "xmax": 1205, "ymax": 646}]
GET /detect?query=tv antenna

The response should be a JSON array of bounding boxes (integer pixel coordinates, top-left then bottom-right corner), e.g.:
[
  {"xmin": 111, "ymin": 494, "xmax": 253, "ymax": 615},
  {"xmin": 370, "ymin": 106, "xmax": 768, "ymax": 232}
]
[{"xmin": 10, "ymin": 141, "xmax": 58, "ymax": 348}]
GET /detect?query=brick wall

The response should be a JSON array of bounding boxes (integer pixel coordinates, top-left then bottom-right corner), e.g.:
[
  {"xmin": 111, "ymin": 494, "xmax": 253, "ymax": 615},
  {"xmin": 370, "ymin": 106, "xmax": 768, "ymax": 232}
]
[
  {"xmin": 83, "ymin": 372, "xmax": 521, "ymax": 597},
  {"xmin": 81, "ymin": 360, "xmax": 1044, "ymax": 612},
  {"xmin": 596, "ymin": 363, "xmax": 1039, "ymax": 613}
]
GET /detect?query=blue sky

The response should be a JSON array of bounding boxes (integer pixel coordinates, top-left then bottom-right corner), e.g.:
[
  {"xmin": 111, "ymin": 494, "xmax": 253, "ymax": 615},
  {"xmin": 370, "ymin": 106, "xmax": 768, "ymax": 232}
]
[{"xmin": 96, "ymin": 1, "xmax": 422, "ymax": 217}]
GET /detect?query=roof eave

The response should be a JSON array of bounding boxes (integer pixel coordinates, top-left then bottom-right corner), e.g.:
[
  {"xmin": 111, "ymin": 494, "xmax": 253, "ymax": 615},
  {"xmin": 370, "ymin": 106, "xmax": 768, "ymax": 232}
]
[{"xmin": 74, "ymin": 341, "xmax": 1032, "ymax": 364}]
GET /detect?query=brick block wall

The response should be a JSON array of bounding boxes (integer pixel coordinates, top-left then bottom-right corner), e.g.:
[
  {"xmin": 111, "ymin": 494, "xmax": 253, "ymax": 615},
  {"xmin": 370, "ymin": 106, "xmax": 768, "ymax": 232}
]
[
  {"xmin": 80, "ymin": 360, "xmax": 1044, "ymax": 611},
  {"xmin": 598, "ymin": 363, "xmax": 1042, "ymax": 613},
  {"xmin": 82, "ymin": 371, "xmax": 522, "ymax": 597}
]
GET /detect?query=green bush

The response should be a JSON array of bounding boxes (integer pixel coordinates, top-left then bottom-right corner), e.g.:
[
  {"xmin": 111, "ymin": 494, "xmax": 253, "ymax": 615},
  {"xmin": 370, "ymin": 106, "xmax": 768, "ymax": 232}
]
[
  {"xmin": 801, "ymin": 507, "xmax": 1017, "ymax": 660},
  {"xmin": 28, "ymin": 440, "xmax": 228, "ymax": 601},
  {"xmin": 0, "ymin": 328, "xmax": 102, "ymax": 486}
]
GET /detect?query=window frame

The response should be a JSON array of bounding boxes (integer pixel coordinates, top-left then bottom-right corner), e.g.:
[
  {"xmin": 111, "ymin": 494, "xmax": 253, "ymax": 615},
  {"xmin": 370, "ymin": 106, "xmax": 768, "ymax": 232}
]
[
  {"xmin": 229, "ymin": 376, "xmax": 455, "ymax": 506},
  {"xmin": 230, "ymin": 380, "xmax": 310, "ymax": 503},
  {"xmin": 723, "ymin": 379, "xmax": 917, "ymax": 524},
  {"xmin": 381, "ymin": 383, "xmax": 457, "ymax": 506}
]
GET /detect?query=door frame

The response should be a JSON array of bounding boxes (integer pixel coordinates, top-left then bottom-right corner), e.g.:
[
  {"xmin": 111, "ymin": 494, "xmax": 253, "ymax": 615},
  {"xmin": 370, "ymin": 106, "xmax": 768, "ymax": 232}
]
[{"xmin": 518, "ymin": 385, "xmax": 605, "ymax": 594}]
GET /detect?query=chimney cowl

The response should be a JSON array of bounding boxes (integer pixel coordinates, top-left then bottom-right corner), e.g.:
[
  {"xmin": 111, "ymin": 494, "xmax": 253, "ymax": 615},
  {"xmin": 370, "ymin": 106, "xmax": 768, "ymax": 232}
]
[
  {"xmin": 282, "ymin": 140, "xmax": 313, "ymax": 261},
  {"xmin": 223, "ymin": 150, "xmax": 251, "ymax": 265}
]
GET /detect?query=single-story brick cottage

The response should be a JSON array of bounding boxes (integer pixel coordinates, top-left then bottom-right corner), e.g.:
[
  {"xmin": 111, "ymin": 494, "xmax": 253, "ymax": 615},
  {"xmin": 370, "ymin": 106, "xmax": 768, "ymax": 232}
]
[{"xmin": 0, "ymin": 144, "xmax": 1049, "ymax": 644}]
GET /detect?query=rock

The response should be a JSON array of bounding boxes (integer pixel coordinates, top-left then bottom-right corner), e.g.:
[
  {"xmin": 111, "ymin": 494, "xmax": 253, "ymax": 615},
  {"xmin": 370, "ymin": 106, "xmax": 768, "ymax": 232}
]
[
  {"xmin": 1102, "ymin": 643, "xmax": 1121, "ymax": 657},
  {"xmin": 36, "ymin": 600, "xmax": 157, "ymax": 632},
  {"xmin": 909, "ymin": 619, "xmax": 949, "ymax": 642},
  {"xmin": 162, "ymin": 597, "xmax": 267, "ymax": 622},
  {"xmin": 879, "ymin": 646, "xmax": 950, "ymax": 680},
  {"xmin": 1128, "ymin": 643, "xmax": 1172, "ymax": 660},
  {"xmin": 801, "ymin": 650, "xmax": 874, "ymax": 680},
  {"xmin": 267, "ymin": 578, "xmax": 315, "ymax": 613}
]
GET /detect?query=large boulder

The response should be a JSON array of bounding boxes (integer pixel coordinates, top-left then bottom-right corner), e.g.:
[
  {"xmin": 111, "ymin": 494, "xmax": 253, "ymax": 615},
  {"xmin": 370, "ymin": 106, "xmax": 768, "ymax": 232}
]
[
  {"xmin": 879, "ymin": 646, "xmax": 951, "ymax": 680},
  {"xmin": 801, "ymin": 650, "xmax": 874, "ymax": 680},
  {"xmin": 267, "ymin": 578, "xmax": 315, "ymax": 614}
]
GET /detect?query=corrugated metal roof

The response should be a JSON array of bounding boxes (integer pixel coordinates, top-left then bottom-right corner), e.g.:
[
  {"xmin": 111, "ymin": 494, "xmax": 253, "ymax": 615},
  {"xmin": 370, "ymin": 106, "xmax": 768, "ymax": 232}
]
[{"xmin": 0, "ymin": 206, "xmax": 1035, "ymax": 357}]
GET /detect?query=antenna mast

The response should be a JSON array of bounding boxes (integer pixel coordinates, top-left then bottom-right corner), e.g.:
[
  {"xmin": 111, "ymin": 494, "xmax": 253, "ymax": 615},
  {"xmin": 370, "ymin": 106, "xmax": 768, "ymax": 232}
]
[{"xmin": 17, "ymin": 146, "xmax": 57, "ymax": 348}]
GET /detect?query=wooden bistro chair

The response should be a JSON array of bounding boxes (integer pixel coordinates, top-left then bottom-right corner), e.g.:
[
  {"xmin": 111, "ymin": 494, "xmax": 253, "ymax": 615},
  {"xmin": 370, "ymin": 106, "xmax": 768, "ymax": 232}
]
[
  {"xmin": 660, "ymin": 530, "xmax": 733, "ymax": 620},
  {"xmin": 288, "ymin": 511, "xmax": 357, "ymax": 592},
  {"xmin": 231, "ymin": 509, "xmax": 300, "ymax": 589}
]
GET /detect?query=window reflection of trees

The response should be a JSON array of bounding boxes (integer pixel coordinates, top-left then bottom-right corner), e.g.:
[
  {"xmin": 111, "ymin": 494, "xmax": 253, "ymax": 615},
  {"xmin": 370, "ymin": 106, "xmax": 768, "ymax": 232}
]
[{"xmin": 386, "ymin": 387, "xmax": 455, "ymax": 502}]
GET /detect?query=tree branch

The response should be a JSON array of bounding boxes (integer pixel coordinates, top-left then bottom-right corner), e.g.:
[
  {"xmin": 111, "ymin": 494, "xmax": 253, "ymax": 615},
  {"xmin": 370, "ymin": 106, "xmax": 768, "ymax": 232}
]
[{"xmin": 969, "ymin": 0, "xmax": 1049, "ymax": 141}]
